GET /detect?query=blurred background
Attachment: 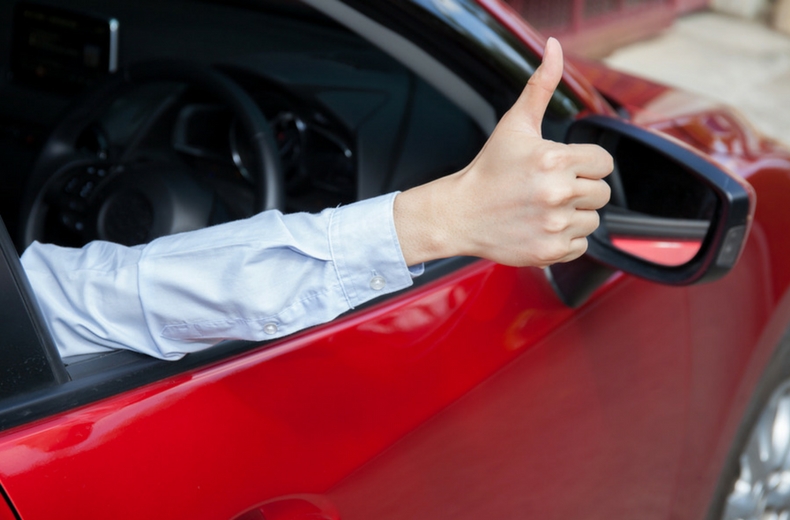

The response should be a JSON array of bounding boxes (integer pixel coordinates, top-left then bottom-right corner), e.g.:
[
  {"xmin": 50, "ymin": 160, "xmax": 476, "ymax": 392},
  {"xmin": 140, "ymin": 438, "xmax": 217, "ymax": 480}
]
[{"xmin": 503, "ymin": 0, "xmax": 790, "ymax": 145}]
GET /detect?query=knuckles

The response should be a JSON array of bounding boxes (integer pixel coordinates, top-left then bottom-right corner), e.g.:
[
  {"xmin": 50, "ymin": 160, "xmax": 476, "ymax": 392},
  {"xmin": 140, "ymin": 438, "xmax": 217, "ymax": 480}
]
[
  {"xmin": 464, "ymin": 124, "xmax": 611, "ymax": 269},
  {"xmin": 541, "ymin": 212, "xmax": 572, "ymax": 234},
  {"xmin": 535, "ymin": 146, "xmax": 568, "ymax": 173},
  {"xmin": 540, "ymin": 184, "xmax": 574, "ymax": 208},
  {"xmin": 531, "ymin": 240, "xmax": 579, "ymax": 267}
]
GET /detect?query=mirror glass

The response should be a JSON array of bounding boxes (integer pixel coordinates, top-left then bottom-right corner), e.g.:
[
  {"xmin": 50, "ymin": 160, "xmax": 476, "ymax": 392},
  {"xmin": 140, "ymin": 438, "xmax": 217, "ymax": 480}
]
[{"xmin": 597, "ymin": 133, "xmax": 717, "ymax": 267}]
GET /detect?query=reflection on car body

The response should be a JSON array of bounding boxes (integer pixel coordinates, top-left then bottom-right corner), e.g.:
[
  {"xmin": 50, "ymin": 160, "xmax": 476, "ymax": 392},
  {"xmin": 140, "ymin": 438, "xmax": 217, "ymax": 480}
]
[{"xmin": 0, "ymin": 0, "xmax": 788, "ymax": 519}]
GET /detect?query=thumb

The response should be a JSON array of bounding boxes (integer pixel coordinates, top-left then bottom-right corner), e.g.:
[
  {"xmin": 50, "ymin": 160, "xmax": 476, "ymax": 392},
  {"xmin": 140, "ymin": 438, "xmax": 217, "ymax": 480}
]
[{"xmin": 510, "ymin": 37, "xmax": 564, "ymax": 138}]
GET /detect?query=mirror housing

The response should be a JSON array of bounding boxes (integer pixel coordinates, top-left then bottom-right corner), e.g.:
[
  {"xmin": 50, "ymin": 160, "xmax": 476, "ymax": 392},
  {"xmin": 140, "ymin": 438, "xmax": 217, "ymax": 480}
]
[{"xmin": 549, "ymin": 115, "xmax": 755, "ymax": 307}]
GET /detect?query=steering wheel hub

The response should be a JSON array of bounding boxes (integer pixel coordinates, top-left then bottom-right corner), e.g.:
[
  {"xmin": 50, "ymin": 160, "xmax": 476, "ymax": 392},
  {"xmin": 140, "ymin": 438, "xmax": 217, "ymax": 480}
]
[
  {"xmin": 95, "ymin": 163, "xmax": 213, "ymax": 246},
  {"xmin": 100, "ymin": 190, "xmax": 154, "ymax": 246}
]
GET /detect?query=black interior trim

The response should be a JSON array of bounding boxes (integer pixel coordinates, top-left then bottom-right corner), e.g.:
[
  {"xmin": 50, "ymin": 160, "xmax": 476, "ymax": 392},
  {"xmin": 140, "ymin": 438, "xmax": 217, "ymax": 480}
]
[
  {"xmin": 605, "ymin": 210, "xmax": 710, "ymax": 240},
  {"xmin": 0, "ymin": 217, "xmax": 69, "ymax": 400}
]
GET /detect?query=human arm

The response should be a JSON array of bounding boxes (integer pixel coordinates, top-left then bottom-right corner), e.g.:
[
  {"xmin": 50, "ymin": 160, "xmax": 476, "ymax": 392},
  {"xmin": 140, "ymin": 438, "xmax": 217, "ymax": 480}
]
[
  {"xmin": 22, "ymin": 193, "xmax": 418, "ymax": 360},
  {"xmin": 21, "ymin": 38, "xmax": 611, "ymax": 361}
]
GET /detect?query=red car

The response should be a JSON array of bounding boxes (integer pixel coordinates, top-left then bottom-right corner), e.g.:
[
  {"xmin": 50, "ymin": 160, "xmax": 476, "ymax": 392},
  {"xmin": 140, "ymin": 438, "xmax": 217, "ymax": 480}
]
[{"xmin": 0, "ymin": 0, "xmax": 786, "ymax": 518}]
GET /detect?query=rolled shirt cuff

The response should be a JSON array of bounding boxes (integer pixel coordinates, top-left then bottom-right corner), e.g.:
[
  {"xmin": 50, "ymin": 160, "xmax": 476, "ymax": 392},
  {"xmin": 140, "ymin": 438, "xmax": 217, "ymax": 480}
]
[{"xmin": 330, "ymin": 192, "xmax": 421, "ymax": 308}]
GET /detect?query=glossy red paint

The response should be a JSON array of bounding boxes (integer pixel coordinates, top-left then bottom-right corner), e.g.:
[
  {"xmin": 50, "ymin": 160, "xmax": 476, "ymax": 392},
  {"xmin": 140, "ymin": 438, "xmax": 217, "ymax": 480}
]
[
  {"xmin": 2, "ymin": 173, "xmax": 789, "ymax": 520},
  {"xmin": 477, "ymin": 0, "xmax": 617, "ymax": 117},
  {"xmin": 1, "ymin": 2, "xmax": 790, "ymax": 519},
  {"xmin": 5, "ymin": 254, "xmax": 774, "ymax": 520},
  {"xmin": 0, "ymin": 262, "xmax": 576, "ymax": 519},
  {"xmin": 556, "ymin": 49, "xmax": 790, "ymax": 519},
  {"xmin": 569, "ymin": 55, "xmax": 672, "ymax": 111},
  {"xmin": 569, "ymin": 54, "xmax": 789, "ymax": 164},
  {"xmin": 235, "ymin": 495, "xmax": 341, "ymax": 520},
  {"xmin": 506, "ymin": 0, "xmax": 677, "ymax": 58},
  {"xmin": 0, "ymin": 496, "xmax": 15, "ymax": 520}
]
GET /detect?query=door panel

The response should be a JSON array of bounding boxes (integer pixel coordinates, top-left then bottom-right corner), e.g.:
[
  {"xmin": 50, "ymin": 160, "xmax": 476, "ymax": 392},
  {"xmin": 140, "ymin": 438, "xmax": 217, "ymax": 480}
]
[
  {"xmin": 0, "ymin": 242, "xmax": 772, "ymax": 519},
  {"xmin": 328, "ymin": 277, "xmax": 691, "ymax": 519},
  {"xmin": 0, "ymin": 488, "xmax": 16, "ymax": 520},
  {"xmin": 0, "ymin": 262, "xmax": 573, "ymax": 519}
]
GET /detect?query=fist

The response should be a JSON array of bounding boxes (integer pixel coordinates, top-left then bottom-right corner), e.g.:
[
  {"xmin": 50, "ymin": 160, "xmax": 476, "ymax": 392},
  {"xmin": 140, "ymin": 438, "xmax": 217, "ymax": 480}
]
[{"xmin": 394, "ymin": 38, "xmax": 612, "ymax": 268}]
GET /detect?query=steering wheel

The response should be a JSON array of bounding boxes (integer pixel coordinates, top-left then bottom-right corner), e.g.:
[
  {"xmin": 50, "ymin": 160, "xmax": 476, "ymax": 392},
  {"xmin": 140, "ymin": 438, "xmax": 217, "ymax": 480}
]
[{"xmin": 20, "ymin": 60, "xmax": 284, "ymax": 248}]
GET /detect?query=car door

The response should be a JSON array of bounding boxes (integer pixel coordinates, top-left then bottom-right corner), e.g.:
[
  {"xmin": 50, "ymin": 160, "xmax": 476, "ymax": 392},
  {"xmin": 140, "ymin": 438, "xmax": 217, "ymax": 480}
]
[
  {"xmin": 0, "ymin": 233, "xmax": 696, "ymax": 520},
  {"xmin": 0, "ymin": 1, "xmax": 785, "ymax": 519},
  {"xmin": 0, "ymin": 229, "xmax": 772, "ymax": 520}
]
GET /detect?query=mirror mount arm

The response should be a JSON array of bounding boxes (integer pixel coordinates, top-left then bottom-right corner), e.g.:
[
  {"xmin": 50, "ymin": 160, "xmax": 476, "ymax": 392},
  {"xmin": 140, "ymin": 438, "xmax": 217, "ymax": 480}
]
[{"xmin": 545, "ymin": 256, "xmax": 616, "ymax": 308}]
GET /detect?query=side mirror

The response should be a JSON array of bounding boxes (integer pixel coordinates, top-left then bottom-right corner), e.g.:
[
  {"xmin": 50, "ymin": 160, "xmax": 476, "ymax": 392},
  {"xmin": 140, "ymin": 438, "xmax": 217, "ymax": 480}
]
[{"xmin": 549, "ymin": 115, "xmax": 755, "ymax": 307}]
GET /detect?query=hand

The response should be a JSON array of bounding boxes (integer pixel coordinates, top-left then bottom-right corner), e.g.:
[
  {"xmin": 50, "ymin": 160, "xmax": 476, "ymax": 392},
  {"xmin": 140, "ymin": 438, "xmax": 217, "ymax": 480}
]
[{"xmin": 394, "ymin": 37, "xmax": 613, "ymax": 268}]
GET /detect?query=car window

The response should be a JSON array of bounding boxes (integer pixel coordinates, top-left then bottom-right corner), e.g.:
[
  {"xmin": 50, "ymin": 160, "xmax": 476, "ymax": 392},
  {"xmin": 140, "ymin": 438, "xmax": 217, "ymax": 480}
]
[{"xmin": 0, "ymin": 0, "xmax": 578, "ymax": 429}]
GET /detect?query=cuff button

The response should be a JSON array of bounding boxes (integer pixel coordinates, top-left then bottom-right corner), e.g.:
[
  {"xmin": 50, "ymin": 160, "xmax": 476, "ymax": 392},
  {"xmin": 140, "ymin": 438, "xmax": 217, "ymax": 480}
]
[
  {"xmin": 369, "ymin": 275, "xmax": 386, "ymax": 291},
  {"xmin": 263, "ymin": 323, "xmax": 279, "ymax": 335}
]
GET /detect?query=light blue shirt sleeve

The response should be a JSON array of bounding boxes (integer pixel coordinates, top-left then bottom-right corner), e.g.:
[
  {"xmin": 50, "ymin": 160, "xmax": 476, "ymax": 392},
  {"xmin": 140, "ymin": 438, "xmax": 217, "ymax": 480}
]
[{"xmin": 20, "ymin": 193, "xmax": 423, "ymax": 360}]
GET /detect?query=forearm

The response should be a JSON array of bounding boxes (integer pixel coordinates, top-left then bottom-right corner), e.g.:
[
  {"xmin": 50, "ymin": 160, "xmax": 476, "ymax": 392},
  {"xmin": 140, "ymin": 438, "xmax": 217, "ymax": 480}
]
[{"xmin": 22, "ymin": 193, "xmax": 419, "ymax": 360}]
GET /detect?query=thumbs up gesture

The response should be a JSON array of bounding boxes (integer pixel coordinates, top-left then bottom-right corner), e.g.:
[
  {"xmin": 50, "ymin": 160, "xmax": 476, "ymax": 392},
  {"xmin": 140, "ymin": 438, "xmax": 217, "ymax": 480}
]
[{"xmin": 394, "ymin": 38, "xmax": 613, "ymax": 268}]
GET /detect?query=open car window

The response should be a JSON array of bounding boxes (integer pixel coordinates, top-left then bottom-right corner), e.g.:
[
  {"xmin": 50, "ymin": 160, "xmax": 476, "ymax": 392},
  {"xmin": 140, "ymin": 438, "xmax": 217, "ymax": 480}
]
[{"xmin": 0, "ymin": 0, "xmax": 584, "ymax": 430}]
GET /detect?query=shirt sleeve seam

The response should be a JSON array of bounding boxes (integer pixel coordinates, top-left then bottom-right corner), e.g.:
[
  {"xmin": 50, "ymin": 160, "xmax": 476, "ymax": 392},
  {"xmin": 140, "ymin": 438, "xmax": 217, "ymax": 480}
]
[
  {"xmin": 327, "ymin": 205, "xmax": 354, "ymax": 309},
  {"xmin": 158, "ymin": 281, "xmax": 346, "ymax": 339},
  {"xmin": 137, "ymin": 245, "xmax": 168, "ymax": 349}
]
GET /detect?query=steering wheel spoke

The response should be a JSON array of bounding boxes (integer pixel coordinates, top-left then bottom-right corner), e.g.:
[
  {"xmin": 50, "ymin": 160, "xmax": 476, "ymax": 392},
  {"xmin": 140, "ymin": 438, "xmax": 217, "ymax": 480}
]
[
  {"xmin": 22, "ymin": 60, "xmax": 284, "ymax": 248},
  {"xmin": 30, "ymin": 158, "xmax": 115, "ymax": 243}
]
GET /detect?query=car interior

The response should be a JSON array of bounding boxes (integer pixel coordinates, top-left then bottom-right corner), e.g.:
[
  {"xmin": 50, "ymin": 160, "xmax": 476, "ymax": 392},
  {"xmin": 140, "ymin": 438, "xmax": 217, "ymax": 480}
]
[
  {"xmin": 0, "ymin": 0, "xmax": 567, "ymax": 420},
  {"xmin": 0, "ymin": 0, "xmax": 494, "ymax": 250}
]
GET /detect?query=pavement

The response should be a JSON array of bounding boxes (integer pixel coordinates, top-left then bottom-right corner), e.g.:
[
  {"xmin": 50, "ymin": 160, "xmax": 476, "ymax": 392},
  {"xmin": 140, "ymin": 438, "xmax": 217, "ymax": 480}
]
[{"xmin": 602, "ymin": 10, "xmax": 790, "ymax": 147}]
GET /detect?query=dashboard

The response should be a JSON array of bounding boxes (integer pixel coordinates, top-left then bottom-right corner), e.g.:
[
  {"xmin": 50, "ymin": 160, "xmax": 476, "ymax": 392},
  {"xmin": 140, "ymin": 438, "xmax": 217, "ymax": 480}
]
[{"xmin": 0, "ymin": 0, "xmax": 485, "ymax": 251}]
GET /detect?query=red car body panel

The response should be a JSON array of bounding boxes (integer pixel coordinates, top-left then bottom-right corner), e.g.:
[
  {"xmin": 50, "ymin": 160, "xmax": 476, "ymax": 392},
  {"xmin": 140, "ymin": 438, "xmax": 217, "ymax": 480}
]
[
  {"xmin": 2, "ymin": 1, "xmax": 790, "ymax": 519},
  {"xmin": 1, "ymin": 238, "xmax": 786, "ymax": 519},
  {"xmin": 0, "ymin": 496, "xmax": 14, "ymax": 520}
]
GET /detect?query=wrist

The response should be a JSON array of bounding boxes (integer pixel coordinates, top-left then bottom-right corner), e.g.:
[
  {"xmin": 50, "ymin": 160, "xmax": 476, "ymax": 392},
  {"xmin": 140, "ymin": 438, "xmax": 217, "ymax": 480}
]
[{"xmin": 393, "ymin": 176, "xmax": 459, "ymax": 265}]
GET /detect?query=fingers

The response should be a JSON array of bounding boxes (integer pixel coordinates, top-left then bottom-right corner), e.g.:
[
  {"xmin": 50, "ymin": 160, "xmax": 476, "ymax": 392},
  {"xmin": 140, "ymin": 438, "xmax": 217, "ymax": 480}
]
[
  {"xmin": 510, "ymin": 37, "xmax": 564, "ymax": 137},
  {"xmin": 545, "ymin": 210, "xmax": 599, "ymax": 265},
  {"xmin": 573, "ymin": 177, "xmax": 611, "ymax": 210},
  {"xmin": 531, "ymin": 142, "xmax": 612, "ymax": 209},
  {"xmin": 568, "ymin": 143, "xmax": 614, "ymax": 180},
  {"xmin": 561, "ymin": 212, "xmax": 599, "ymax": 263},
  {"xmin": 569, "ymin": 208, "xmax": 601, "ymax": 239},
  {"xmin": 562, "ymin": 236, "xmax": 591, "ymax": 263}
]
